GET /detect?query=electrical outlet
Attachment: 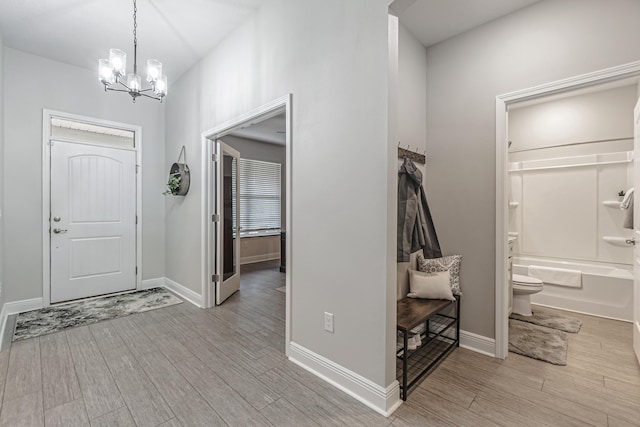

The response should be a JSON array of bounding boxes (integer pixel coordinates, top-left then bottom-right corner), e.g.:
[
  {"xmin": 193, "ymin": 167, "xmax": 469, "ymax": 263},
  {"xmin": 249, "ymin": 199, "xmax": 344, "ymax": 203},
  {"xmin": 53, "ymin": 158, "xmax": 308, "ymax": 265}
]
[{"xmin": 324, "ymin": 312, "xmax": 334, "ymax": 333}]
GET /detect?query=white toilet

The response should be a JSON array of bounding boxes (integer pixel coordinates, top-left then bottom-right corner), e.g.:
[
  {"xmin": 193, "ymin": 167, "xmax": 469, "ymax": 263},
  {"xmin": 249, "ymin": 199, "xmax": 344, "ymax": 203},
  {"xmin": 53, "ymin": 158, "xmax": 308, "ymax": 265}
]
[{"xmin": 512, "ymin": 274, "xmax": 543, "ymax": 316}]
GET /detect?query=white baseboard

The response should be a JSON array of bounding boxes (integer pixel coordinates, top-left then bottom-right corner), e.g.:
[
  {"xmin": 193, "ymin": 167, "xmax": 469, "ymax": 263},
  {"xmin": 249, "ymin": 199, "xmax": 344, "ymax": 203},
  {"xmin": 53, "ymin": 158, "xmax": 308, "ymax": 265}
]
[
  {"xmin": 0, "ymin": 304, "xmax": 9, "ymax": 349},
  {"xmin": 240, "ymin": 253, "xmax": 280, "ymax": 265},
  {"xmin": 162, "ymin": 277, "xmax": 203, "ymax": 308},
  {"xmin": 288, "ymin": 342, "xmax": 401, "ymax": 417},
  {"xmin": 5, "ymin": 298, "xmax": 44, "ymax": 315},
  {"xmin": 0, "ymin": 297, "xmax": 44, "ymax": 346},
  {"xmin": 460, "ymin": 330, "xmax": 496, "ymax": 357},
  {"xmin": 140, "ymin": 278, "xmax": 165, "ymax": 290}
]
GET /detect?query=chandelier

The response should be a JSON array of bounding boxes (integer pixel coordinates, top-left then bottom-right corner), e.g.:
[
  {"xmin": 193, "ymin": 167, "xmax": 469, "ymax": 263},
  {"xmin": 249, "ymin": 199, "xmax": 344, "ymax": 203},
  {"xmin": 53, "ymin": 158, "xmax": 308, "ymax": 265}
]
[{"xmin": 98, "ymin": 0, "xmax": 167, "ymax": 102}]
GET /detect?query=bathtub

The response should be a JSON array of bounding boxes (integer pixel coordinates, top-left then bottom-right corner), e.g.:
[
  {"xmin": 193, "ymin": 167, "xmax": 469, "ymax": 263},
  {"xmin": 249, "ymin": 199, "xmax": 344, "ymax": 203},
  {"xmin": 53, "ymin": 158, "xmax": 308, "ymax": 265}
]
[{"xmin": 512, "ymin": 256, "xmax": 633, "ymax": 322}]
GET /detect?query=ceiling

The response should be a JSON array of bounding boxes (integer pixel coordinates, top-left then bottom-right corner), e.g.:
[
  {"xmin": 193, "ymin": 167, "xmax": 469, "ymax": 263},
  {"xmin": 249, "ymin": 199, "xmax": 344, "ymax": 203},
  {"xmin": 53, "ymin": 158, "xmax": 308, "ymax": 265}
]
[
  {"xmin": 0, "ymin": 1, "xmax": 548, "ymax": 148},
  {"xmin": 230, "ymin": 113, "xmax": 286, "ymax": 146},
  {"xmin": 395, "ymin": 0, "xmax": 542, "ymax": 47},
  {"xmin": 0, "ymin": 0, "xmax": 544, "ymax": 89},
  {"xmin": 0, "ymin": 0, "xmax": 265, "ymax": 81}
]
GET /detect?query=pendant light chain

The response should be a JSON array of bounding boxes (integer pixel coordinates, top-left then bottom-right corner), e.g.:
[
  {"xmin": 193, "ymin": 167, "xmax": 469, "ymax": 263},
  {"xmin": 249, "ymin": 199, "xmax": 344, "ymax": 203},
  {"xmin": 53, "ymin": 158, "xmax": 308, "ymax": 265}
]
[{"xmin": 133, "ymin": 0, "xmax": 138, "ymax": 75}]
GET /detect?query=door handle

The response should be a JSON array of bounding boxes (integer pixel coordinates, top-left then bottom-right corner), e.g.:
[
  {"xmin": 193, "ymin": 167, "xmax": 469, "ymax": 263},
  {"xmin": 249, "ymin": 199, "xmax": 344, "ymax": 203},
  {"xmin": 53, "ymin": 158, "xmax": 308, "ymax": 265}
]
[
  {"xmin": 53, "ymin": 228, "xmax": 68, "ymax": 234},
  {"xmin": 625, "ymin": 238, "xmax": 635, "ymax": 246}
]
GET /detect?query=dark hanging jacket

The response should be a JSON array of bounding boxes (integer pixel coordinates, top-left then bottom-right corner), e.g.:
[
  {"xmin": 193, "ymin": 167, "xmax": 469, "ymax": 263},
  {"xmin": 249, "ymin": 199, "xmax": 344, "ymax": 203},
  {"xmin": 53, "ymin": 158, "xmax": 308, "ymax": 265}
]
[{"xmin": 397, "ymin": 158, "xmax": 442, "ymax": 262}]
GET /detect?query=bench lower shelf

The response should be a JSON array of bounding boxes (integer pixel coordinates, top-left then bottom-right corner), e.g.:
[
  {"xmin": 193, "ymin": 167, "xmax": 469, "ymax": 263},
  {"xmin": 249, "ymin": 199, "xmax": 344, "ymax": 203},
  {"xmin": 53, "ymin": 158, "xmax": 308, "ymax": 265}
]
[{"xmin": 397, "ymin": 298, "xmax": 460, "ymax": 401}]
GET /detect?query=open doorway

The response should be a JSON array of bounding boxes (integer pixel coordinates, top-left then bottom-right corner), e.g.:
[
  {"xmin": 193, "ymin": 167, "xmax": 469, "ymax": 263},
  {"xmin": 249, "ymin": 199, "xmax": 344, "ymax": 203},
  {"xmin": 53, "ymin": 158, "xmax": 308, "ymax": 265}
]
[
  {"xmin": 201, "ymin": 94, "xmax": 292, "ymax": 356},
  {"xmin": 495, "ymin": 63, "xmax": 640, "ymax": 365}
]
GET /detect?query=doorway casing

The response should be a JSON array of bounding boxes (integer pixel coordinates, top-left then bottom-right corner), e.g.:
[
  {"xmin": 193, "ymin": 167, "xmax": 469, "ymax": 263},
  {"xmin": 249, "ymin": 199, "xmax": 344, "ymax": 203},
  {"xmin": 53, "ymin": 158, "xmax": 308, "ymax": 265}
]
[
  {"xmin": 494, "ymin": 61, "xmax": 640, "ymax": 358},
  {"xmin": 42, "ymin": 109, "xmax": 143, "ymax": 307},
  {"xmin": 201, "ymin": 94, "xmax": 292, "ymax": 355}
]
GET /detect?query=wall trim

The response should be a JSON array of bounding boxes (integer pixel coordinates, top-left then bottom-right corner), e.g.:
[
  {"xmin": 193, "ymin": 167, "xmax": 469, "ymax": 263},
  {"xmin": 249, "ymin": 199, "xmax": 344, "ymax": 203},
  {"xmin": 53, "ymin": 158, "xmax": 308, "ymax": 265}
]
[
  {"xmin": 163, "ymin": 277, "xmax": 203, "ymax": 308},
  {"xmin": 460, "ymin": 330, "xmax": 496, "ymax": 357},
  {"xmin": 240, "ymin": 252, "xmax": 280, "ymax": 265},
  {"xmin": 140, "ymin": 278, "xmax": 165, "ymax": 290},
  {"xmin": 288, "ymin": 342, "xmax": 402, "ymax": 417},
  {"xmin": 0, "ymin": 298, "xmax": 45, "ymax": 345},
  {"xmin": 0, "ymin": 304, "xmax": 9, "ymax": 348},
  {"xmin": 4, "ymin": 298, "xmax": 44, "ymax": 315}
]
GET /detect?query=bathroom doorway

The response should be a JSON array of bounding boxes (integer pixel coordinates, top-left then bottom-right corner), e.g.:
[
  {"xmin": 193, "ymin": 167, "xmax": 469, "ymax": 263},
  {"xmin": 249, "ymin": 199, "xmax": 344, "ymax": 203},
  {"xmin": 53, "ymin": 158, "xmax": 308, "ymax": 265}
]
[{"xmin": 495, "ymin": 62, "xmax": 640, "ymax": 360}]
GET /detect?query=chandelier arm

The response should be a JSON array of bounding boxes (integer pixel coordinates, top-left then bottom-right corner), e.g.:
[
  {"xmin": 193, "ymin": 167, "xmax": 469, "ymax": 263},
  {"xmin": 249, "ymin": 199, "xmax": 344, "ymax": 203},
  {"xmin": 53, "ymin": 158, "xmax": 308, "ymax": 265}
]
[
  {"xmin": 105, "ymin": 87, "xmax": 134, "ymax": 93},
  {"xmin": 139, "ymin": 92, "xmax": 162, "ymax": 100},
  {"xmin": 116, "ymin": 80, "xmax": 133, "ymax": 91}
]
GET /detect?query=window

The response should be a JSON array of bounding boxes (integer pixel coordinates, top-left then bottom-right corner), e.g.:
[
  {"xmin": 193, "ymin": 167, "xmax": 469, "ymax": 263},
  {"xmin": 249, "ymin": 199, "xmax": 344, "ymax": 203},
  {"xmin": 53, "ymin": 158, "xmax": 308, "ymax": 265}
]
[{"xmin": 235, "ymin": 158, "xmax": 281, "ymax": 235}]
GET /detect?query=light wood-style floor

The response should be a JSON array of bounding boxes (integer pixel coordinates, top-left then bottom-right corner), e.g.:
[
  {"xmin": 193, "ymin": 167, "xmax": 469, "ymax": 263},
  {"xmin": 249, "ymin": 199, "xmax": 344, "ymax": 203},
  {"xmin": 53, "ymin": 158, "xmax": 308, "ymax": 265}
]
[{"xmin": 0, "ymin": 260, "xmax": 638, "ymax": 426}]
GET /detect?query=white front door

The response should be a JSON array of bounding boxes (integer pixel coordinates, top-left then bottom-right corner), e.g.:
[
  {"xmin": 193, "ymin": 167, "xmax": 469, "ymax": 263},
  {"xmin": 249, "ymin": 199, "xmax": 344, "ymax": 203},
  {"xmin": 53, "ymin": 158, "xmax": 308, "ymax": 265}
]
[
  {"xmin": 50, "ymin": 140, "xmax": 137, "ymax": 303},
  {"xmin": 215, "ymin": 141, "xmax": 241, "ymax": 305},
  {"xmin": 634, "ymin": 99, "xmax": 640, "ymax": 365}
]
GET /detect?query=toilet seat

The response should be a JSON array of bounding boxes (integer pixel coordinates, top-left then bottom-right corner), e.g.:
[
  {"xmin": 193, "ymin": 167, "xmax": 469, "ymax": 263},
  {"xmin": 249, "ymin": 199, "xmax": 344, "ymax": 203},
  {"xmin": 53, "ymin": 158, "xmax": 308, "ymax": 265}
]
[
  {"xmin": 513, "ymin": 274, "xmax": 542, "ymax": 286},
  {"xmin": 512, "ymin": 274, "xmax": 543, "ymax": 292}
]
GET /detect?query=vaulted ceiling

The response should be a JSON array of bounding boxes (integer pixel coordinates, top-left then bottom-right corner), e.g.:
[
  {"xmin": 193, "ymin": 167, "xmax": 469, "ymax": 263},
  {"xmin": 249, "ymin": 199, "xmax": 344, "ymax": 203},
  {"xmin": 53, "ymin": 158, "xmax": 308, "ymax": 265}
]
[
  {"xmin": 0, "ymin": 0, "xmax": 265, "ymax": 81},
  {"xmin": 395, "ymin": 0, "xmax": 541, "ymax": 47},
  {"xmin": 0, "ymin": 0, "xmax": 543, "ymax": 84}
]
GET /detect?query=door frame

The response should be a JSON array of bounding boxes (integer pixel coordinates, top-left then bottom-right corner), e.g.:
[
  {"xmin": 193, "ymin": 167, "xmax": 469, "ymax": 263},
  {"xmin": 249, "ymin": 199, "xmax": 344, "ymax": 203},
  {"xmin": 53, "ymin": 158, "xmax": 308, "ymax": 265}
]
[
  {"xmin": 201, "ymin": 94, "xmax": 292, "ymax": 355},
  {"xmin": 42, "ymin": 109, "xmax": 143, "ymax": 307},
  {"xmin": 494, "ymin": 61, "xmax": 640, "ymax": 359}
]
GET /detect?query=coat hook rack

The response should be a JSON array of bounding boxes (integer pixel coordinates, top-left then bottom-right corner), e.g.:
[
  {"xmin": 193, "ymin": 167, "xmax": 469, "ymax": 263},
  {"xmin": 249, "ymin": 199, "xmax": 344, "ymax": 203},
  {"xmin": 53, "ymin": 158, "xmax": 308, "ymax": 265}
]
[{"xmin": 397, "ymin": 142, "xmax": 426, "ymax": 165}]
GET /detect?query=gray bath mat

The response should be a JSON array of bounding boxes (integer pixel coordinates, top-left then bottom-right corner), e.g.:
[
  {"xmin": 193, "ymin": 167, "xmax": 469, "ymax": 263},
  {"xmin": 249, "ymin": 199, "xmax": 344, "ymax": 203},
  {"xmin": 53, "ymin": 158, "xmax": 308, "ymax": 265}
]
[
  {"xmin": 510, "ymin": 310, "xmax": 582, "ymax": 333},
  {"xmin": 13, "ymin": 287, "xmax": 182, "ymax": 342},
  {"xmin": 509, "ymin": 319, "xmax": 568, "ymax": 365},
  {"xmin": 275, "ymin": 286, "xmax": 286, "ymax": 293}
]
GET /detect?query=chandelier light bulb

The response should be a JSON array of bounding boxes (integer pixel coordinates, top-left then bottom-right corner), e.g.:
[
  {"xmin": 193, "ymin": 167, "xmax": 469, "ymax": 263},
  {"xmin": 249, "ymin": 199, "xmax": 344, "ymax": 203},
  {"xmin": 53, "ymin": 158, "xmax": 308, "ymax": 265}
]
[
  {"xmin": 98, "ymin": 59, "xmax": 115, "ymax": 85},
  {"xmin": 127, "ymin": 74, "xmax": 142, "ymax": 93},
  {"xmin": 146, "ymin": 59, "xmax": 162, "ymax": 82},
  {"xmin": 109, "ymin": 49, "xmax": 127, "ymax": 77},
  {"xmin": 154, "ymin": 75, "xmax": 168, "ymax": 97}
]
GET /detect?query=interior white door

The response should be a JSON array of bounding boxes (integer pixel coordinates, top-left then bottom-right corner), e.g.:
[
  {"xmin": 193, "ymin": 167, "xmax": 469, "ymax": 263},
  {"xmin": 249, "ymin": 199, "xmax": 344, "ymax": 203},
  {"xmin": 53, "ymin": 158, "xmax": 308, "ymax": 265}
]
[
  {"xmin": 50, "ymin": 140, "xmax": 137, "ymax": 303},
  {"xmin": 634, "ymin": 99, "xmax": 640, "ymax": 365},
  {"xmin": 215, "ymin": 141, "xmax": 241, "ymax": 305}
]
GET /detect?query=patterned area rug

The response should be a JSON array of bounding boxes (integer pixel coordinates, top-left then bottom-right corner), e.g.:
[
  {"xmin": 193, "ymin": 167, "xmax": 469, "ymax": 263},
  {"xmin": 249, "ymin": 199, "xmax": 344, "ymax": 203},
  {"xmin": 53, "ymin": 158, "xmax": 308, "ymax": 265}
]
[
  {"xmin": 13, "ymin": 288, "xmax": 182, "ymax": 342},
  {"xmin": 509, "ymin": 319, "xmax": 568, "ymax": 365},
  {"xmin": 510, "ymin": 309, "xmax": 582, "ymax": 333}
]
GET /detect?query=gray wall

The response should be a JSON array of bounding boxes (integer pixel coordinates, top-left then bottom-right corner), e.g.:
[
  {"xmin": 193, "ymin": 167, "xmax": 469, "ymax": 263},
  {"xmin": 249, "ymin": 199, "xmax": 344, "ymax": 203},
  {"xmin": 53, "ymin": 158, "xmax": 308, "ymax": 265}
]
[
  {"xmin": 423, "ymin": 0, "xmax": 640, "ymax": 338},
  {"xmin": 0, "ymin": 31, "xmax": 4, "ymax": 309},
  {"xmin": 165, "ymin": 0, "xmax": 395, "ymax": 388},
  {"xmin": 398, "ymin": 23, "xmax": 427, "ymax": 152},
  {"xmin": 220, "ymin": 135, "xmax": 286, "ymax": 230},
  {"xmin": 396, "ymin": 24, "xmax": 428, "ymax": 300},
  {"xmin": 3, "ymin": 48, "xmax": 166, "ymax": 303}
]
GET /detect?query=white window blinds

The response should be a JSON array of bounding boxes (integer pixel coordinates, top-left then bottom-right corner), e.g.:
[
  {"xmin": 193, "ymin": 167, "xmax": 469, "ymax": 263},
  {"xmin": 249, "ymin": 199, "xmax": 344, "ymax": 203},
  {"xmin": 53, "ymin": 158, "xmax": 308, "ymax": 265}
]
[{"xmin": 237, "ymin": 158, "xmax": 281, "ymax": 233}]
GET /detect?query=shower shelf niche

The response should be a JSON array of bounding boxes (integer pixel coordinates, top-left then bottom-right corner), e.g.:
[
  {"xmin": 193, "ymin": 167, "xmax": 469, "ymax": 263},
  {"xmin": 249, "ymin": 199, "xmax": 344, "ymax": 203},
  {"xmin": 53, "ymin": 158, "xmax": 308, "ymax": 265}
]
[{"xmin": 602, "ymin": 201, "xmax": 622, "ymax": 208}]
